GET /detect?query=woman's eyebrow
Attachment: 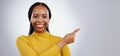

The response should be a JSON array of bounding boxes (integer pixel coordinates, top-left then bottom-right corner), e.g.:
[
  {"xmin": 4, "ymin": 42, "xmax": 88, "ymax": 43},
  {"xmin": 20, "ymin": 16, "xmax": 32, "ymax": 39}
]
[
  {"xmin": 32, "ymin": 13, "xmax": 38, "ymax": 15},
  {"xmin": 32, "ymin": 14, "xmax": 38, "ymax": 16},
  {"xmin": 32, "ymin": 12, "xmax": 47, "ymax": 15},
  {"xmin": 42, "ymin": 14, "xmax": 47, "ymax": 15}
]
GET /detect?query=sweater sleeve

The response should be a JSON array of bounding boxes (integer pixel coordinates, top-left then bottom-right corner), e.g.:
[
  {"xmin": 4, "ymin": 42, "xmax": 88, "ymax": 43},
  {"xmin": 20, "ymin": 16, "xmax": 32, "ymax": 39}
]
[
  {"xmin": 16, "ymin": 36, "xmax": 61, "ymax": 56},
  {"xmin": 61, "ymin": 45, "xmax": 71, "ymax": 56}
]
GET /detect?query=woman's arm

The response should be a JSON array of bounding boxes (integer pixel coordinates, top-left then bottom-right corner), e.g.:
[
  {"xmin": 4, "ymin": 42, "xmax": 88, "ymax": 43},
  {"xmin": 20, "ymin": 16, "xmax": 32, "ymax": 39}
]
[
  {"xmin": 57, "ymin": 28, "xmax": 80, "ymax": 50},
  {"xmin": 61, "ymin": 45, "xmax": 71, "ymax": 56},
  {"xmin": 16, "ymin": 37, "xmax": 61, "ymax": 56},
  {"xmin": 56, "ymin": 28, "xmax": 79, "ymax": 56}
]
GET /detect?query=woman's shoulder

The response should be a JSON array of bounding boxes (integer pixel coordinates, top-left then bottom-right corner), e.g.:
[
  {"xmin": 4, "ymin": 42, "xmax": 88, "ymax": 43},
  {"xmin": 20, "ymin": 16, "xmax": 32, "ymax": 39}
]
[
  {"xmin": 49, "ymin": 34, "xmax": 63, "ymax": 43},
  {"xmin": 16, "ymin": 35, "xmax": 32, "ymax": 47},
  {"xmin": 17, "ymin": 35, "xmax": 28, "ymax": 39},
  {"xmin": 16, "ymin": 35, "xmax": 29, "ymax": 42},
  {"xmin": 50, "ymin": 34, "xmax": 62, "ymax": 40}
]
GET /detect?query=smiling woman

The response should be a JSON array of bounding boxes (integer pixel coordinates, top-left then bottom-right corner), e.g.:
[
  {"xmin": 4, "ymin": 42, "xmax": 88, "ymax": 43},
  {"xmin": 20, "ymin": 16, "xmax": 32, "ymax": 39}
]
[
  {"xmin": 16, "ymin": 2, "xmax": 79, "ymax": 56},
  {"xmin": 30, "ymin": 4, "xmax": 50, "ymax": 34}
]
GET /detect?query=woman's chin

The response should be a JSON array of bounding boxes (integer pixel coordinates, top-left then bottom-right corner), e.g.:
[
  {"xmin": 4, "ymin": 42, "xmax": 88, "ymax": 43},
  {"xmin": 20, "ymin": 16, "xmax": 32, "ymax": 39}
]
[{"xmin": 35, "ymin": 28, "xmax": 46, "ymax": 33}]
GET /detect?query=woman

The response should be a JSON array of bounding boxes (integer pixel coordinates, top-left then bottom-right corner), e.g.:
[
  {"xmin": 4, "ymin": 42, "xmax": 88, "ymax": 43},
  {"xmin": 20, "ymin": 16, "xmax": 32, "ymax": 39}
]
[{"xmin": 16, "ymin": 2, "xmax": 80, "ymax": 56}]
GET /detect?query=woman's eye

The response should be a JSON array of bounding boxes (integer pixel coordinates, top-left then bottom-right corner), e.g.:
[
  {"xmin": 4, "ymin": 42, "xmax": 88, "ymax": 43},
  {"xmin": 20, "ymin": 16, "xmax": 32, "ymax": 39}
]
[
  {"xmin": 43, "ymin": 16, "xmax": 47, "ymax": 18},
  {"xmin": 33, "ymin": 15, "xmax": 38, "ymax": 18}
]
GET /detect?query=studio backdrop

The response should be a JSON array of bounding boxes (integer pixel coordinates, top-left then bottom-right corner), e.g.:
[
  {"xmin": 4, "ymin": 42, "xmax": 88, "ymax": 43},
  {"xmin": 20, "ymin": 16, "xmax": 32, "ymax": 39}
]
[{"xmin": 0, "ymin": 0, "xmax": 120, "ymax": 56}]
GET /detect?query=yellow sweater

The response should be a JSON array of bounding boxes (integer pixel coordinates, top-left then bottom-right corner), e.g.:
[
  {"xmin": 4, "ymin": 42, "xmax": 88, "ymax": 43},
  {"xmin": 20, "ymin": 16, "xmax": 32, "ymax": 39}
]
[{"xmin": 16, "ymin": 31, "xmax": 70, "ymax": 56}]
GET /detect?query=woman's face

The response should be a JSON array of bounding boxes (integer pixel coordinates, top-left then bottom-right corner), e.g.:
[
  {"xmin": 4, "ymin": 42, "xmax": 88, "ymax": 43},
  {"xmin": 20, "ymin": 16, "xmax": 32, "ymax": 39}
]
[{"xmin": 30, "ymin": 5, "xmax": 49, "ymax": 33}]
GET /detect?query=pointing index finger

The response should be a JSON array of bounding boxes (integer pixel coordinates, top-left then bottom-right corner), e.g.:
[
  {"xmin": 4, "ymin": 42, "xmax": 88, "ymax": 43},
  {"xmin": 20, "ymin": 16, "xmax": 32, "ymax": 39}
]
[{"xmin": 72, "ymin": 28, "xmax": 80, "ymax": 34}]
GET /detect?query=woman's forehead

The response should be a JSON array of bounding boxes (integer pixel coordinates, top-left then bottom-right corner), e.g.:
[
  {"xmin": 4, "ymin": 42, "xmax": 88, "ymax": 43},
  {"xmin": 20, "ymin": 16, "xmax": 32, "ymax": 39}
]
[{"xmin": 32, "ymin": 5, "xmax": 49, "ymax": 15}]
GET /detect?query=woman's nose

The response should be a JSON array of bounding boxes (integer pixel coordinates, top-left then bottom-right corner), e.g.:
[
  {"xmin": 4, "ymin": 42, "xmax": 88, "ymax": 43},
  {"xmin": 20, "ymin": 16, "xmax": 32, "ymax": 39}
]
[{"xmin": 37, "ymin": 17, "xmax": 44, "ymax": 23}]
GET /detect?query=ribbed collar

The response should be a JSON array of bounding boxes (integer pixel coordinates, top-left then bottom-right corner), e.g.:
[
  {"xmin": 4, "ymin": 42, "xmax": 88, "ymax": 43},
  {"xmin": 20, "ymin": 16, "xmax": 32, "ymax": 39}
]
[{"xmin": 30, "ymin": 31, "xmax": 50, "ymax": 38}]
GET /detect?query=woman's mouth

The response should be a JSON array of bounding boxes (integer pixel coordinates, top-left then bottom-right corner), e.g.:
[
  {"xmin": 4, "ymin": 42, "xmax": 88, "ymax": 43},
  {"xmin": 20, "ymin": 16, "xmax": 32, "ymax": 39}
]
[{"xmin": 36, "ymin": 24, "xmax": 45, "ymax": 28}]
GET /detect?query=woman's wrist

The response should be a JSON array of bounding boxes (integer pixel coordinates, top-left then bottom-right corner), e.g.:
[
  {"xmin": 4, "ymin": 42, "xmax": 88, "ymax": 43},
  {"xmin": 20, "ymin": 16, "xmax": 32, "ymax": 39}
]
[{"xmin": 57, "ymin": 40, "xmax": 67, "ymax": 50}]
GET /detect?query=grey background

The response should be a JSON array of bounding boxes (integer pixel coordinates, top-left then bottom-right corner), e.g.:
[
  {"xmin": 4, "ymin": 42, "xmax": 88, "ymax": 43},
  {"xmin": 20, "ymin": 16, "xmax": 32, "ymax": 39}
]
[{"xmin": 0, "ymin": 0, "xmax": 120, "ymax": 56}]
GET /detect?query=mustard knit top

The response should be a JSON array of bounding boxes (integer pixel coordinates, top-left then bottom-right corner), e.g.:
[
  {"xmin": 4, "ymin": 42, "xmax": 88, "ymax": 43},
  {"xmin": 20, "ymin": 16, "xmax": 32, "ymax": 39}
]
[{"xmin": 16, "ymin": 31, "xmax": 70, "ymax": 56}]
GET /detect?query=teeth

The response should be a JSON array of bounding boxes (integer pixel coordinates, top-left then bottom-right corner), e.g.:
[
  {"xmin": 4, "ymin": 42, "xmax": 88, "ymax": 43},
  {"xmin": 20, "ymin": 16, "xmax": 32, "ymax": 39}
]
[{"xmin": 36, "ymin": 24, "xmax": 44, "ymax": 28}]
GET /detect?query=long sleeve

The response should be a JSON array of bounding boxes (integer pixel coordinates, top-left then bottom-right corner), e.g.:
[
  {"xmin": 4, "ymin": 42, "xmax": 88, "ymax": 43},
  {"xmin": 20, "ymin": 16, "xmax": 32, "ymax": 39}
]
[
  {"xmin": 61, "ymin": 45, "xmax": 71, "ymax": 56},
  {"xmin": 16, "ymin": 37, "xmax": 61, "ymax": 56}
]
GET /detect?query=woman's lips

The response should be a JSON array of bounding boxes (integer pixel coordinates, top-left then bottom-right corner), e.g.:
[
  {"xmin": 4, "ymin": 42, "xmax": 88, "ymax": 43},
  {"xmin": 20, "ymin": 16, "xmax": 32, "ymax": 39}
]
[{"xmin": 36, "ymin": 24, "xmax": 44, "ymax": 28}]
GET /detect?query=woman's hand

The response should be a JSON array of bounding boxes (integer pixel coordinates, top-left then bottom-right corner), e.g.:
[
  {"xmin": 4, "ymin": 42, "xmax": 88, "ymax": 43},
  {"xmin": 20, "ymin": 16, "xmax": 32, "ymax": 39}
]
[
  {"xmin": 62, "ymin": 28, "xmax": 80, "ymax": 44},
  {"xmin": 57, "ymin": 28, "xmax": 80, "ymax": 49}
]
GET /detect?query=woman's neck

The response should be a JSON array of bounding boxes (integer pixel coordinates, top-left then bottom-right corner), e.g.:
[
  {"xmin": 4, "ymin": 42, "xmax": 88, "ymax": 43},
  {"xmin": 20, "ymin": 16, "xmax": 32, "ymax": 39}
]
[{"xmin": 34, "ymin": 30, "xmax": 46, "ymax": 34}]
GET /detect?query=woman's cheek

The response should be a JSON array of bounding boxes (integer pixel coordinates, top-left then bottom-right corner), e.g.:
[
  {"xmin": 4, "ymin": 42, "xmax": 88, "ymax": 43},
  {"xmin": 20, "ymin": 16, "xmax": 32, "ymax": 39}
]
[
  {"xmin": 45, "ymin": 20, "xmax": 49, "ymax": 27},
  {"xmin": 30, "ymin": 19, "xmax": 35, "ymax": 27},
  {"xmin": 31, "ymin": 19, "xmax": 36, "ymax": 24}
]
